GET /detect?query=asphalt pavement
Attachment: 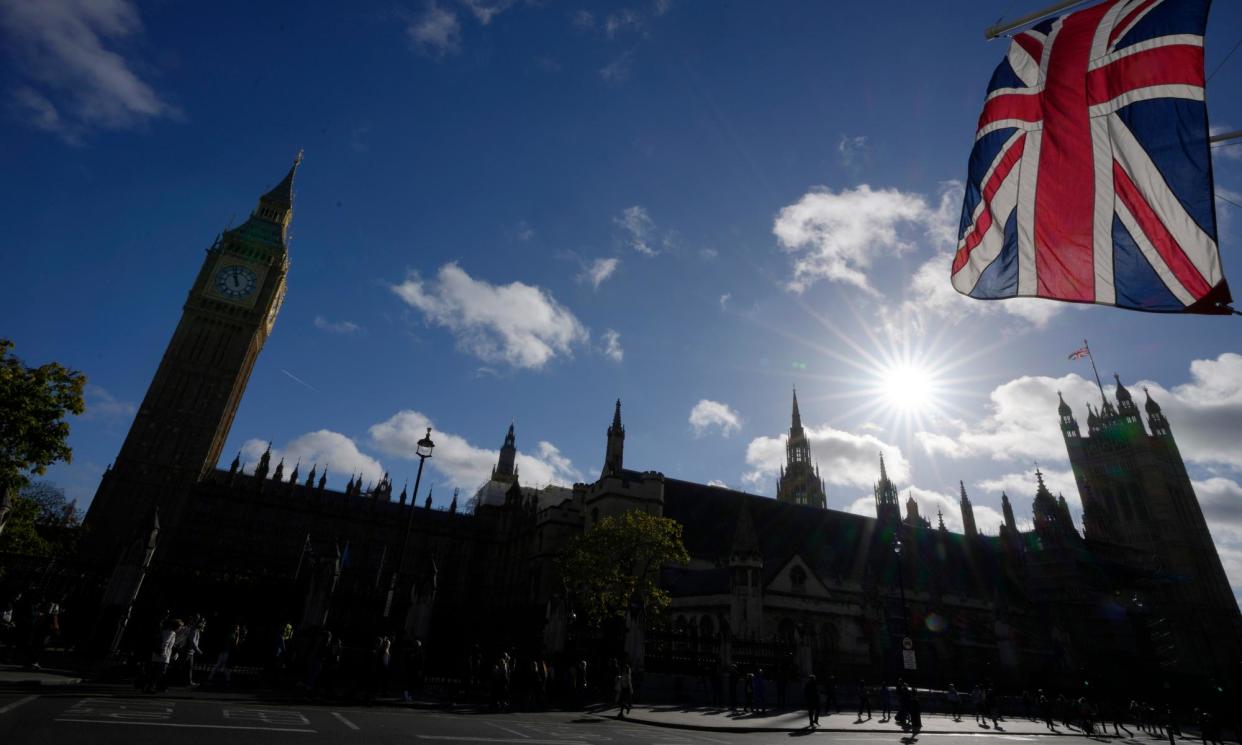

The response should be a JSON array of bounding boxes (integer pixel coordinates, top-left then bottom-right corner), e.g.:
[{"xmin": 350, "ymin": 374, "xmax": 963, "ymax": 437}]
[{"xmin": 0, "ymin": 691, "xmax": 1224, "ymax": 745}]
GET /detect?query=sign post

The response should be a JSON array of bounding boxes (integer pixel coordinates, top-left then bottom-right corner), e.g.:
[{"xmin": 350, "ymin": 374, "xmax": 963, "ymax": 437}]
[{"xmin": 902, "ymin": 636, "xmax": 917, "ymax": 671}]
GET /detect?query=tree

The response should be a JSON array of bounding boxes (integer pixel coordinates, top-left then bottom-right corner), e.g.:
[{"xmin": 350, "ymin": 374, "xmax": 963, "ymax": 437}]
[
  {"xmin": 556, "ymin": 510, "xmax": 690, "ymax": 629},
  {"xmin": 0, "ymin": 481, "xmax": 80, "ymax": 556},
  {"xmin": 0, "ymin": 340, "xmax": 85, "ymax": 539}
]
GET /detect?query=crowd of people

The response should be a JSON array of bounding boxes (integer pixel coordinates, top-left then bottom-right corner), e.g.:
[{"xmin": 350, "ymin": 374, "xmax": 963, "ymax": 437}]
[{"xmin": 0, "ymin": 592, "xmax": 61, "ymax": 670}]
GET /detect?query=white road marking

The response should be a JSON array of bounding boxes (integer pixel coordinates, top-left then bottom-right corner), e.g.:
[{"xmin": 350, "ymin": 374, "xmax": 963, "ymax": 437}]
[
  {"xmin": 486, "ymin": 721, "xmax": 532, "ymax": 738},
  {"xmin": 224, "ymin": 708, "xmax": 311, "ymax": 726},
  {"xmin": 416, "ymin": 737, "xmax": 588, "ymax": 745},
  {"xmin": 332, "ymin": 711, "xmax": 361, "ymax": 731},
  {"xmin": 0, "ymin": 695, "xmax": 39, "ymax": 715},
  {"xmin": 55, "ymin": 718, "xmax": 315, "ymax": 733}
]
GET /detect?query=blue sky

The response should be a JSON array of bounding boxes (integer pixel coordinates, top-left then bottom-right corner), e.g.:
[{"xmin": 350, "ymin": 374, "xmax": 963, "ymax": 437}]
[{"xmin": 3, "ymin": 0, "xmax": 1242, "ymax": 592}]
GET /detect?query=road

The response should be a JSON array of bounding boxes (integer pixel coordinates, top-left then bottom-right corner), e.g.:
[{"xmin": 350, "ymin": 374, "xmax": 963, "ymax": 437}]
[{"xmin": 0, "ymin": 691, "xmax": 1193, "ymax": 745}]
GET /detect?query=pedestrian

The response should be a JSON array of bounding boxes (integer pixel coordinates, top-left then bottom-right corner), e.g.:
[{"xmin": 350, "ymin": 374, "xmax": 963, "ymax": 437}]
[
  {"xmin": 824, "ymin": 673, "xmax": 838, "ymax": 713},
  {"xmin": 1111, "ymin": 698, "xmax": 1132, "ymax": 737},
  {"xmin": 804, "ymin": 674, "xmax": 820, "ymax": 728},
  {"xmin": 1040, "ymin": 690, "xmax": 1056, "ymax": 731},
  {"xmin": 174, "ymin": 615, "xmax": 204, "ymax": 686},
  {"xmin": 728, "ymin": 664, "xmax": 739, "ymax": 712},
  {"xmin": 403, "ymin": 639, "xmax": 425, "ymax": 702},
  {"xmin": 754, "ymin": 668, "xmax": 768, "ymax": 714},
  {"xmin": 1166, "ymin": 705, "xmax": 1178, "ymax": 745},
  {"xmin": 881, "ymin": 681, "xmax": 892, "ymax": 721},
  {"xmin": 147, "ymin": 618, "xmax": 183, "ymax": 693},
  {"xmin": 986, "ymin": 687, "xmax": 1001, "ymax": 730},
  {"xmin": 896, "ymin": 679, "xmax": 909, "ymax": 728},
  {"xmin": 909, "ymin": 686, "xmax": 922, "ymax": 733},
  {"xmin": 744, "ymin": 672, "xmax": 754, "ymax": 713},
  {"xmin": 948, "ymin": 683, "xmax": 962, "ymax": 721},
  {"xmin": 972, "ymin": 684, "xmax": 985, "ymax": 725},
  {"xmin": 210, "ymin": 623, "xmax": 243, "ymax": 686},
  {"xmin": 857, "ymin": 679, "xmax": 871, "ymax": 720},
  {"xmin": 615, "ymin": 663, "xmax": 633, "ymax": 718}
]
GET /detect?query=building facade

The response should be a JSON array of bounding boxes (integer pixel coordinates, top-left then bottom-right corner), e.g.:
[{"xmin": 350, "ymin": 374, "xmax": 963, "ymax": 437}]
[{"xmin": 81, "ymin": 164, "xmax": 1241, "ymax": 693}]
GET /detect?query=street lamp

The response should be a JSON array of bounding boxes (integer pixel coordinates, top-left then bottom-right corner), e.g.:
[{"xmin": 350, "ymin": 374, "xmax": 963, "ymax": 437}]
[
  {"xmin": 893, "ymin": 535, "xmax": 912, "ymax": 678},
  {"xmin": 384, "ymin": 427, "xmax": 434, "ymax": 629}
]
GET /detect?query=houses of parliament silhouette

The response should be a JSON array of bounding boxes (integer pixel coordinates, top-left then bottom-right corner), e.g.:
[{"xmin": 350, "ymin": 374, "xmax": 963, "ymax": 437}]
[{"xmin": 82, "ymin": 157, "xmax": 1241, "ymax": 692}]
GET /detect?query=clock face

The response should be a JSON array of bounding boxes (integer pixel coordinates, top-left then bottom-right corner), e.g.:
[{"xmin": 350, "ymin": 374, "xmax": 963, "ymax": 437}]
[{"xmin": 215, "ymin": 265, "xmax": 258, "ymax": 299}]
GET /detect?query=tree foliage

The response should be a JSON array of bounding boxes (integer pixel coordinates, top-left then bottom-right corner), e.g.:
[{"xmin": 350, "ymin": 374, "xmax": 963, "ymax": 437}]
[
  {"xmin": 0, "ymin": 340, "xmax": 85, "ymax": 538},
  {"xmin": 0, "ymin": 481, "xmax": 79, "ymax": 556},
  {"xmin": 556, "ymin": 510, "xmax": 690, "ymax": 629}
]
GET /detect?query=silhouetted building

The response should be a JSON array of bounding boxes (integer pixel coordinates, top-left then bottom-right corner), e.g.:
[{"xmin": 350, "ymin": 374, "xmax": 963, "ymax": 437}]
[{"xmin": 80, "ymin": 162, "xmax": 1240, "ymax": 694}]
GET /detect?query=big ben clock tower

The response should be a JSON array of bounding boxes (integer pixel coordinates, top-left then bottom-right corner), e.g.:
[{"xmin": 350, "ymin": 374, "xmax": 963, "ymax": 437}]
[{"xmin": 83, "ymin": 154, "xmax": 301, "ymax": 563}]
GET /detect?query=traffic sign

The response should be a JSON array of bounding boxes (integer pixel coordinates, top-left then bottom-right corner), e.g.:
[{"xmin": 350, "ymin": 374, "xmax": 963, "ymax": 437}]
[
  {"xmin": 902, "ymin": 636, "xmax": 913, "ymax": 651},
  {"xmin": 903, "ymin": 650, "xmax": 917, "ymax": 670}
]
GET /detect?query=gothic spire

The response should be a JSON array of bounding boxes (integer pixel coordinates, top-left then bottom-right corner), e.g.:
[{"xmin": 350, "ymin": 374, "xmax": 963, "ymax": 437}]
[
  {"xmin": 791, "ymin": 386, "xmax": 803, "ymax": 430},
  {"xmin": 611, "ymin": 398, "xmax": 623, "ymax": 431},
  {"xmin": 259, "ymin": 151, "xmax": 301, "ymax": 210},
  {"xmin": 1113, "ymin": 373, "xmax": 1132, "ymax": 402},
  {"xmin": 730, "ymin": 500, "xmax": 761, "ymax": 559},
  {"xmin": 960, "ymin": 480, "xmax": 979, "ymax": 538},
  {"xmin": 1058, "ymin": 391, "xmax": 1072, "ymax": 416}
]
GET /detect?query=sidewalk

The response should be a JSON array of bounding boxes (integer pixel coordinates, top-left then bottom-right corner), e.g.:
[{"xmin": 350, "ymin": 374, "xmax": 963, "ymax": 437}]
[
  {"xmin": 0, "ymin": 664, "xmax": 83, "ymax": 687},
  {"xmin": 620, "ymin": 705, "xmax": 1150, "ymax": 737}
]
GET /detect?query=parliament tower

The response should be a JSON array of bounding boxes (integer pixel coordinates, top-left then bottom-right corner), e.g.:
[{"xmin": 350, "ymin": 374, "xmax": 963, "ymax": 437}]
[
  {"xmin": 1060, "ymin": 377, "xmax": 1241, "ymax": 680},
  {"xmin": 776, "ymin": 388, "xmax": 826, "ymax": 508},
  {"xmin": 83, "ymin": 155, "xmax": 301, "ymax": 563}
]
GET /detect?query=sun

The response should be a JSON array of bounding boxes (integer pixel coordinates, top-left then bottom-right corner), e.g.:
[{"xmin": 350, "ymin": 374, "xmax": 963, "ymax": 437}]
[{"xmin": 879, "ymin": 362, "xmax": 938, "ymax": 413}]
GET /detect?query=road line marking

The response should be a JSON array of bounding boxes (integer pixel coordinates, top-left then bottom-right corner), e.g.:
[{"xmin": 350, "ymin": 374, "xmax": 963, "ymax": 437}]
[
  {"xmin": 416, "ymin": 737, "xmax": 587, "ymax": 745},
  {"xmin": 54, "ymin": 719, "xmax": 315, "ymax": 733},
  {"xmin": 0, "ymin": 695, "xmax": 39, "ymax": 715},
  {"xmin": 332, "ymin": 711, "xmax": 361, "ymax": 731},
  {"xmin": 486, "ymin": 721, "xmax": 531, "ymax": 738}
]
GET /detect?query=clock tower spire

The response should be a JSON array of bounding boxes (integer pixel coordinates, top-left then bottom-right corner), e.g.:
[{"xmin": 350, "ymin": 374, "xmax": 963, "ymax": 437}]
[{"xmin": 83, "ymin": 154, "xmax": 302, "ymax": 563}]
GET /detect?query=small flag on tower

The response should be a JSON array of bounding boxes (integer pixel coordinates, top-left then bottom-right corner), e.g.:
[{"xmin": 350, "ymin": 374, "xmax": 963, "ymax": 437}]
[{"xmin": 952, "ymin": 0, "xmax": 1233, "ymax": 314}]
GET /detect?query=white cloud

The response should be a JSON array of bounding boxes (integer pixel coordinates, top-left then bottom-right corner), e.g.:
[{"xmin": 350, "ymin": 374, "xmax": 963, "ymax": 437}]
[
  {"xmin": 743, "ymin": 425, "xmax": 910, "ymax": 492},
  {"xmin": 601, "ymin": 329, "xmax": 624, "ymax": 363},
  {"xmin": 369, "ymin": 409, "xmax": 581, "ymax": 490},
  {"xmin": 689, "ymin": 399, "xmax": 742, "ymax": 438},
  {"xmin": 579, "ymin": 257, "xmax": 619, "ymax": 289},
  {"xmin": 604, "ymin": 9, "xmax": 643, "ymax": 37},
  {"xmin": 391, "ymin": 263, "xmax": 589, "ymax": 370},
  {"xmin": 600, "ymin": 50, "xmax": 635, "ymax": 83},
  {"xmin": 407, "ymin": 1, "xmax": 461, "ymax": 57},
  {"xmin": 916, "ymin": 373, "xmax": 1100, "ymax": 464},
  {"xmin": 80, "ymin": 384, "xmax": 135, "ymax": 422},
  {"xmin": 459, "ymin": 0, "xmax": 514, "ymax": 25},
  {"xmin": 313, "ymin": 315, "xmax": 361, "ymax": 334},
  {"xmin": 707, "ymin": 479, "xmax": 730, "ymax": 488},
  {"xmin": 614, "ymin": 205, "xmax": 657, "ymax": 254},
  {"xmin": 773, "ymin": 184, "xmax": 940, "ymax": 294},
  {"xmin": 240, "ymin": 431, "xmax": 385, "ymax": 489},
  {"xmin": 700, "ymin": 248, "xmax": 719, "ymax": 260},
  {"xmin": 719, "ymin": 293, "xmax": 731, "ymax": 309},
  {"xmin": 0, "ymin": 0, "xmax": 176, "ymax": 143},
  {"xmin": 919, "ymin": 355, "xmax": 1242, "ymax": 471},
  {"xmin": 837, "ymin": 135, "xmax": 871, "ymax": 172}
]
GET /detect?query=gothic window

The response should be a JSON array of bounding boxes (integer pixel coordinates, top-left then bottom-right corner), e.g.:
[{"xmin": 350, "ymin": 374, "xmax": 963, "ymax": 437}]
[{"xmin": 790, "ymin": 565, "xmax": 808, "ymax": 594}]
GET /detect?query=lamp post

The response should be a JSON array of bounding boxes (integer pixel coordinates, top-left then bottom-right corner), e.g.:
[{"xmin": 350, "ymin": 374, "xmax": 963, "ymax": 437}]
[
  {"xmin": 384, "ymin": 427, "xmax": 434, "ymax": 631},
  {"xmin": 893, "ymin": 535, "xmax": 912, "ymax": 678}
]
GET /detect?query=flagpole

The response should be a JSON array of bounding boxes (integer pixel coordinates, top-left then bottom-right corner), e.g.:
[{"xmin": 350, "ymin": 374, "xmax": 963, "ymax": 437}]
[
  {"xmin": 985, "ymin": 0, "xmax": 1090, "ymax": 39},
  {"xmin": 1084, "ymin": 338, "xmax": 1107, "ymax": 404},
  {"xmin": 1210, "ymin": 130, "xmax": 1242, "ymax": 145},
  {"xmin": 293, "ymin": 532, "xmax": 310, "ymax": 581}
]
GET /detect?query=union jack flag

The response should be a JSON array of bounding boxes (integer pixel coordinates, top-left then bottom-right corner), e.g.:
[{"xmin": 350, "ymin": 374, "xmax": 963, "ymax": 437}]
[{"xmin": 952, "ymin": 0, "xmax": 1232, "ymax": 314}]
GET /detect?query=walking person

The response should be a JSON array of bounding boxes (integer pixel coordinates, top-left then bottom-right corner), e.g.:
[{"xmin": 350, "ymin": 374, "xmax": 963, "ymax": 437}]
[
  {"xmin": 147, "ymin": 618, "xmax": 183, "ymax": 693},
  {"xmin": 972, "ymin": 684, "xmax": 986, "ymax": 726},
  {"xmin": 211, "ymin": 623, "xmax": 245, "ymax": 686},
  {"xmin": 615, "ymin": 663, "xmax": 633, "ymax": 718},
  {"xmin": 909, "ymin": 686, "xmax": 922, "ymax": 734},
  {"xmin": 754, "ymin": 668, "xmax": 768, "ymax": 715},
  {"xmin": 881, "ymin": 681, "xmax": 892, "ymax": 721},
  {"xmin": 857, "ymin": 679, "xmax": 871, "ymax": 720},
  {"xmin": 824, "ymin": 673, "xmax": 838, "ymax": 714},
  {"xmin": 174, "ymin": 615, "xmax": 204, "ymax": 686},
  {"xmin": 743, "ymin": 672, "xmax": 754, "ymax": 713},
  {"xmin": 804, "ymin": 674, "xmax": 820, "ymax": 728},
  {"xmin": 948, "ymin": 683, "xmax": 962, "ymax": 722},
  {"xmin": 727, "ymin": 664, "xmax": 739, "ymax": 712}
]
